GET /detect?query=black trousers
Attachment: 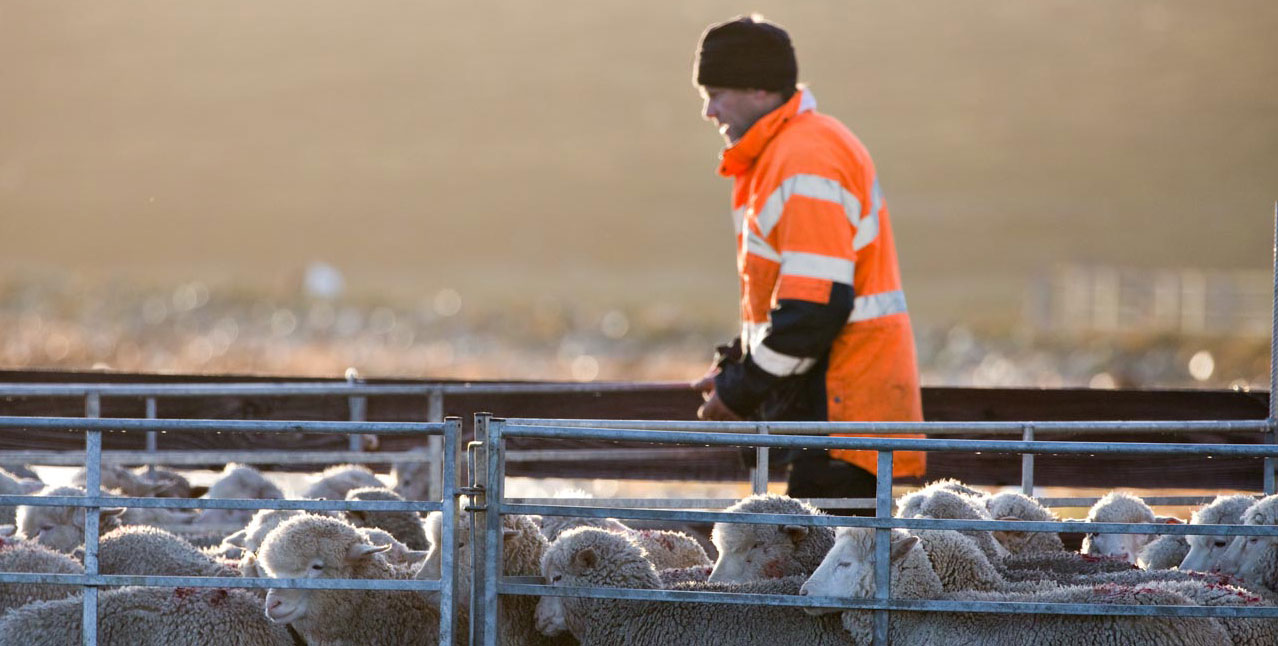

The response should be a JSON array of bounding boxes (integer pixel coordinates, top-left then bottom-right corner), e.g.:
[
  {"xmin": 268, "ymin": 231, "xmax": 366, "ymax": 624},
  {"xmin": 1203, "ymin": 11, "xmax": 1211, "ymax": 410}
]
[{"xmin": 785, "ymin": 451, "xmax": 879, "ymax": 517}]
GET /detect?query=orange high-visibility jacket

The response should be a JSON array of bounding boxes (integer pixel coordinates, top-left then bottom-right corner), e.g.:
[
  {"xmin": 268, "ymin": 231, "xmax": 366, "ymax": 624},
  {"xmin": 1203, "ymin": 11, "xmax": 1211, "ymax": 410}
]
[{"xmin": 711, "ymin": 88, "xmax": 925, "ymax": 477}]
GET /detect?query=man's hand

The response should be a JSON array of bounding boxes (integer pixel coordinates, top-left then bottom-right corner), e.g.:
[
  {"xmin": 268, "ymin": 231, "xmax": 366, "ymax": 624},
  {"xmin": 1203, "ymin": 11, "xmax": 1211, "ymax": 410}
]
[
  {"xmin": 691, "ymin": 370, "xmax": 717, "ymax": 396},
  {"xmin": 697, "ymin": 392, "xmax": 743, "ymax": 422}
]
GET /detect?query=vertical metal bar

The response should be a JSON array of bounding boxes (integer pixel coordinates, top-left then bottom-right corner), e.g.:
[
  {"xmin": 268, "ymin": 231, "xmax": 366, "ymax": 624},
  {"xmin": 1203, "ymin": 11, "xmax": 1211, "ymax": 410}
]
[
  {"xmin": 482, "ymin": 416, "xmax": 505, "ymax": 646},
  {"xmin": 467, "ymin": 436, "xmax": 486, "ymax": 646},
  {"xmin": 751, "ymin": 424, "xmax": 770, "ymax": 495},
  {"xmin": 82, "ymin": 392, "xmax": 101, "ymax": 646},
  {"xmin": 437, "ymin": 417, "xmax": 460, "ymax": 646},
  {"xmin": 347, "ymin": 380, "xmax": 367, "ymax": 452},
  {"xmin": 873, "ymin": 450, "xmax": 893, "ymax": 646},
  {"xmin": 427, "ymin": 389, "xmax": 445, "ymax": 502},
  {"xmin": 1021, "ymin": 424, "xmax": 1035, "ymax": 496},
  {"xmin": 1268, "ymin": 202, "xmax": 1278, "ymax": 496},
  {"xmin": 144, "ymin": 397, "xmax": 157, "ymax": 476}
]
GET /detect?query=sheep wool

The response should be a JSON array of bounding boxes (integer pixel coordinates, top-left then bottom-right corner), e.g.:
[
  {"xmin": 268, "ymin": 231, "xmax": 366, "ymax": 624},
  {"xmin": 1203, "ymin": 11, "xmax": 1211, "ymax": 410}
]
[
  {"xmin": 983, "ymin": 491, "xmax": 1066, "ymax": 555},
  {"xmin": 301, "ymin": 464, "xmax": 384, "ymax": 501},
  {"xmin": 344, "ymin": 486, "xmax": 429, "ymax": 550},
  {"xmin": 1217, "ymin": 494, "xmax": 1278, "ymax": 595},
  {"xmin": 99, "ymin": 525, "xmax": 235, "ymax": 578},
  {"xmin": 1179, "ymin": 495, "xmax": 1257, "ymax": 573},
  {"xmin": 542, "ymin": 528, "xmax": 846, "ymax": 645},
  {"xmin": 0, "ymin": 586, "xmax": 295, "ymax": 646},
  {"xmin": 0, "ymin": 538, "xmax": 83, "ymax": 615}
]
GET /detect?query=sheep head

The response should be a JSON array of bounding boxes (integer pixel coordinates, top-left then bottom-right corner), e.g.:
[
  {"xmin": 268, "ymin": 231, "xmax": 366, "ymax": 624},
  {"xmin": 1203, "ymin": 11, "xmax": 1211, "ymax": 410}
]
[{"xmin": 258, "ymin": 515, "xmax": 390, "ymax": 626}]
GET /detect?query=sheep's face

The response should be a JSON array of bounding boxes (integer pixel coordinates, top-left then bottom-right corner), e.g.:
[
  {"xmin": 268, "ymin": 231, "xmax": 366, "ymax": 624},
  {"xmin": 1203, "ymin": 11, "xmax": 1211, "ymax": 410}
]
[
  {"xmin": 1081, "ymin": 531, "xmax": 1152, "ymax": 564},
  {"xmin": 1217, "ymin": 534, "xmax": 1275, "ymax": 582},
  {"xmin": 800, "ymin": 528, "xmax": 919, "ymax": 614},
  {"xmin": 709, "ymin": 524, "xmax": 807, "ymax": 583},
  {"xmin": 16, "ymin": 506, "xmax": 83, "ymax": 553},
  {"xmin": 391, "ymin": 461, "xmax": 431, "ymax": 502},
  {"xmin": 534, "ymin": 593, "xmax": 569, "ymax": 636},
  {"xmin": 259, "ymin": 517, "xmax": 388, "ymax": 625},
  {"xmin": 1180, "ymin": 533, "xmax": 1236, "ymax": 572}
]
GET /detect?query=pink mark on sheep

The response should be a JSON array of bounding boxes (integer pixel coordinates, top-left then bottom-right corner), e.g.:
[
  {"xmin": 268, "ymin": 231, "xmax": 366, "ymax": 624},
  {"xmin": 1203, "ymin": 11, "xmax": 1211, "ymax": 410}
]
[
  {"xmin": 207, "ymin": 588, "xmax": 228, "ymax": 606},
  {"xmin": 761, "ymin": 558, "xmax": 786, "ymax": 579}
]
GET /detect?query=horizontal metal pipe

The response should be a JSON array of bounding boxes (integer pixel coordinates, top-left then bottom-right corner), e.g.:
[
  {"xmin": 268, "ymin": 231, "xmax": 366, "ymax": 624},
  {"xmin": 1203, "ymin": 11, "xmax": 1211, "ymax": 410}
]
[
  {"xmin": 0, "ymin": 381, "xmax": 686, "ymax": 398},
  {"xmin": 0, "ymin": 572, "xmax": 442, "ymax": 591},
  {"xmin": 502, "ymin": 503, "xmax": 1278, "ymax": 536},
  {"xmin": 506, "ymin": 418, "xmax": 1271, "ymax": 435},
  {"xmin": 503, "ymin": 424, "xmax": 1278, "ymax": 456},
  {"xmin": 0, "ymin": 495, "xmax": 443, "ymax": 513},
  {"xmin": 0, "ymin": 449, "xmax": 431, "ymax": 467},
  {"xmin": 507, "ymin": 495, "xmax": 1240, "ymax": 510},
  {"xmin": 504, "ymin": 448, "xmax": 717, "ymax": 462},
  {"xmin": 0, "ymin": 416, "xmax": 443, "ymax": 435},
  {"xmin": 501, "ymin": 582, "xmax": 1278, "ymax": 619}
]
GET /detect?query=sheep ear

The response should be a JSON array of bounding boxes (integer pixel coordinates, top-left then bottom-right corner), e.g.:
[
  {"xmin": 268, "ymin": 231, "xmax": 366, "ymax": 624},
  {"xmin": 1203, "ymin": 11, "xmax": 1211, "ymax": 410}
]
[
  {"xmin": 347, "ymin": 510, "xmax": 367, "ymax": 524},
  {"xmin": 1155, "ymin": 516, "xmax": 1185, "ymax": 525},
  {"xmin": 502, "ymin": 527, "xmax": 520, "ymax": 541},
  {"xmin": 992, "ymin": 516, "xmax": 1027, "ymax": 541},
  {"xmin": 572, "ymin": 547, "xmax": 599, "ymax": 571},
  {"xmin": 190, "ymin": 485, "xmax": 210, "ymax": 498},
  {"xmin": 347, "ymin": 543, "xmax": 392, "ymax": 561},
  {"xmin": 223, "ymin": 529, "xmax": 248, "ymax": 548},
  {"xmin": 782, "ymin": 525, "xmax": 809, "ymax": 543},
  {"xmin": 889, "ymin": 535, "xmax": 919, "ymax": 562}
]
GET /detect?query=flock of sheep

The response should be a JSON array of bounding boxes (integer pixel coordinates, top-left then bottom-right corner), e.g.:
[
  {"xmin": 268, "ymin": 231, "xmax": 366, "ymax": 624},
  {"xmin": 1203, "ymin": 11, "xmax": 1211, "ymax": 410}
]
[{"xmin": 0, "ymin": 462, "xmax": 1275, "ymax": 645}]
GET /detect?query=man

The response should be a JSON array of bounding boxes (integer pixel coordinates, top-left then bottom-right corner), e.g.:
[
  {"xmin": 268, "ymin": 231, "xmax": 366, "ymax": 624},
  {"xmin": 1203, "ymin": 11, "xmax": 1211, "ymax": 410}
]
[{"xmin": 690, "ymin": 15, "xmax": 926, "ymax": 508}]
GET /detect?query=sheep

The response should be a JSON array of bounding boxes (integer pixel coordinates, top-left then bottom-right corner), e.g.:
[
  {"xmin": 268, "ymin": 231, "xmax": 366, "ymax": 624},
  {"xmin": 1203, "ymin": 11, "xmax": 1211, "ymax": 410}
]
[
  {"xmin": 301, "ymin": 464, "xmax": 384, "ymax": 500},
  {"xmin": 343, "ymin": 486, "xmax": 430, "ymax": 550},
  {"xmin": 98, "ymin": 525, "xmax": 236, "ymax": 578},
  {"xmin": 0, "ymin": 586, "xmax": 296, "ymax": 646},
  {"xmin": 799, "ymin": 526, "xmax": 1231, "ymax": 645},
  {"xmin": 535, "ymin": 491, "xmax": 708, "ymax": 572},
  {"xmin": 534, "ymin": 490, "xmax": 632, "ymax": 542},
  {"xmin": 983, "ymin": 491, "xmax": 1066, "ymax": 554},
  {"xmin": 539, "ymin": 527, "xmax": 847, "ymax": 645},
  {"xmin": 0, "ymin": 538, "xmax": 83, "ymax": 615},
  {"xmin": 391, "ymin": 460, "xmax": 432, "ymax": 501},
  {"xmin": 0, "ymin": 464, "xmax": 40, "ymax": 481},
  {"xmin": 72, "ymin": 464, "xmax": 192, "ymax": 498},
  {"xmin": 1216, "ymin": 494, "xmax": 1278, "ymax": 595},
  {"xmin": 15, "ymin": 486, "xmax": 127, "ymax": 553},
  {"xmin": 901, "ymin": 488, "xmax": 1010, "ymax": 563},
  {"xmin": 418, "ymin": 510, "xmax": 558, "ymax": 645},
  {"xmin": 1081, "ymin": 491, "xmax": 1184, "ymax": 565},
  {"xmin": 258, "ymin": 514, "xmax": 440, "ymax": 646},
  {"xmin": 1179, "ymin": 494, "xmax": 1257, "ymax": 573},
  {"xmin": 0, "ymin": 467, "xmax": 43, "ymax": 525},
  {"xmin": 707, "ymin": 494, "xmax": 834, "ymax": 583},
  {"xmin": 193, "ymin": 463, "xmax": 285, "ymax": 527},
  {"xmin": 895, "ymin": 478, "xmax": 988, "ymax": 519},
  {"xmin": 357, "ymin": 527, "xmax": 428, "ymax": 571}
]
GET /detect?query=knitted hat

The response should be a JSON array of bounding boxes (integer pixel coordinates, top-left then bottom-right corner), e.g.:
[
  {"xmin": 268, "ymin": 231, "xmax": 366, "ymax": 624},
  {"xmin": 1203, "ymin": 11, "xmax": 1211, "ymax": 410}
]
[{"xmin": 693, "ymin": 15, "xmax": 797, "ymax": 92}]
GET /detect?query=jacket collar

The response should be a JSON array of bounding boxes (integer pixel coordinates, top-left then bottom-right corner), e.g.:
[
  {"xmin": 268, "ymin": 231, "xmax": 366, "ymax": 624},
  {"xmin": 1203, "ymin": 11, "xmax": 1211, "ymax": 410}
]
[{"xmin": 717, "ymin": 87, "xmax": 817, "ymax": 178}]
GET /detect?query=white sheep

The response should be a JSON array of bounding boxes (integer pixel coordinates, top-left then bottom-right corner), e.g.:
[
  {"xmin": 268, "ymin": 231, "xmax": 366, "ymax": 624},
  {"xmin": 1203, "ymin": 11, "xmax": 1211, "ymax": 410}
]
[
  {"xmin": 0, "ymin": 467, "xmax": 43, "ymax": 526},
  {"xmin": 15, "ymin": 485, "xmax": 128, "ymax": 553},
  {"xmin": 0, "ymin": 537, "xmax": 83, "ymax": 615},
  {"xmin": 258, "ymin": 514, "xmax": 440, "ymax": 645},
  {"xmin": 343, "ymin": 486, "xmax": 430, "ymax": 550},
  {"xmin": 301, "ymin": 464, "xmax": 384, "ymax": 500},
  {"xmin": 1178, "ymin": 494, "xmax": 1257, "ymax": 573},
  {"xmin": 418, "ymin": 511, "xmax": 555, "ymax": 645},
  {"xmin": 708, "ymin": 494, "xmax": 834, "ymax": 583},
  {"xmin": 539, "ymin": 527, "xmax": 847, "ymax": 644},
  {"xmin": 1081, "ymin": 491, "xmax": 1184, "ymax": 565},
  {"xmin": 193, "ymin": 463, "xmax": 285, "ymax": 527},
  {"xmin": 901, "ymin": 488, "xmax": 1010, "ymax": 563},
  {"xmin": 391, "ymin": 460, "xmax": 432, "ymax": 502},
  {"xmin": 983, "ymin": 491, "xmax": 1066, "ymax": 554},
  {"xmin": 213, "ymin": 509, "xmax": 316, "ymax": 562},
  {"xmin": 534, "ymin": 489, "xmax": 632, "ymax": 541},
  {"xmin": 895, "ymin": 478, "xmax": 988, "ymax": 519},
  {"xmin": 0, "ymin": 586, "xmax": 295, "ymax": 645},
  {"xmin": 99, "ymin": 525, "xmax": 236, "ymax": 578},
  {"xmin": 799, "ymin": 526, "xmax": 1231, "ymax": 645},
  {"xmin": 1216, "ymin": 494, "xmax": 1278, "ymax": 595},
  {"xmin": 72, "ymin": 465, "xmax": 192, "ymax": 498}
]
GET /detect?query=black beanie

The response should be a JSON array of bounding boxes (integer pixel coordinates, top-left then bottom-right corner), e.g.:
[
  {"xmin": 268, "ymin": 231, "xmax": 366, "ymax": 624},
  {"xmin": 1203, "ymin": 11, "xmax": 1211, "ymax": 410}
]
[{"xmin": 694, "ymin": 15, "xmax": 797, "ymax": 92}]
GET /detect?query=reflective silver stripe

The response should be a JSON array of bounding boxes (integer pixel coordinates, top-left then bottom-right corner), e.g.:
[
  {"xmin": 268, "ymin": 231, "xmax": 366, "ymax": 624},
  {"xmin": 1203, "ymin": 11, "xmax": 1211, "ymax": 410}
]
[
  {"xmin": 745, "ymin": 229, "xmax": 781, "ymax": 262},
  {"xmin": 780, "ymin": 251, "xmax": 854, "ymax": 284},
  {"xmin": 853, "ymin": 178, "xmax": 883, "ymax": 251},
  {"xmin": 742, "ymin": 321, "xmax": 770, "ymax": 351},
  {"xmin": 798, "ymin": 87, "xmax": 818, "ymax": 114},
  {"xmin": 749, "ymin": 339, "xmax": 817, "ymax": 377},
  {"xmin": 755, "ymin": 174, "xmax": 861, "ymax": 238},
  {"xmin": 849, "ymin": 290, "xmax": 908, "ymax": 323},
  {"xmin": 732, "ymin": 206, "xmax": 746, "ymax": 236}
]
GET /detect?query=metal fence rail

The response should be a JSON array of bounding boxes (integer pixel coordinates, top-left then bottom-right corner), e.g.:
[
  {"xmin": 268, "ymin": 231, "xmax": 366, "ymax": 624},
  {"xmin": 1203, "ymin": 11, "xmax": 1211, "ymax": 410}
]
[
  {"xmin": 0, "ymin": 415, "xmax": 461, "ymax": 646},
  {"xmin": 477, "ymin": 415, "xmax": 1278, "ymax": 646}
]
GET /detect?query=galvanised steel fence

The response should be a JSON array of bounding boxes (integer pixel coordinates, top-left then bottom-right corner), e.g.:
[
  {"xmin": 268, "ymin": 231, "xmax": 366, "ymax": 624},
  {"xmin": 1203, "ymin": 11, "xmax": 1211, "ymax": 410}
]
[
  {"xmin": 0, "ymin": 412, "xmax": 461, "ymax": 646},
  {"xmin": 477, "ymin": 413, "xmax": 1278, "ymax": 646}
]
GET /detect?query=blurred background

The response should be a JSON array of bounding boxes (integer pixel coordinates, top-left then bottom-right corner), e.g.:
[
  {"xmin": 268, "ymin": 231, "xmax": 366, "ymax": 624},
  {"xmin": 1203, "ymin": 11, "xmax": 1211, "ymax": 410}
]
[{"xmin": 2, "ymin": 0, "xmax": 1275, "ymax": 388}]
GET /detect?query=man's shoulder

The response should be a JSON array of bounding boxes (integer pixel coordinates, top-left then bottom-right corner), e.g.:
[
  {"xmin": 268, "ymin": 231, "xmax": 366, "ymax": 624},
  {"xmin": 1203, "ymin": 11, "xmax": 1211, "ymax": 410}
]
[{"xmin": 765, "ymin": 112, "xmax": 872, "ymax": 175}]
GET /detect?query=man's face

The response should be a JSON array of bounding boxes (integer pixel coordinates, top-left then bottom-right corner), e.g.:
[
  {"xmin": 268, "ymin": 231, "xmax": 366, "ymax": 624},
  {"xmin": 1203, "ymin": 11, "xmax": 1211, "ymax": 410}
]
[{"xmin": 700, "ymin": 86, "xmax": 780, "ymax": 145}]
